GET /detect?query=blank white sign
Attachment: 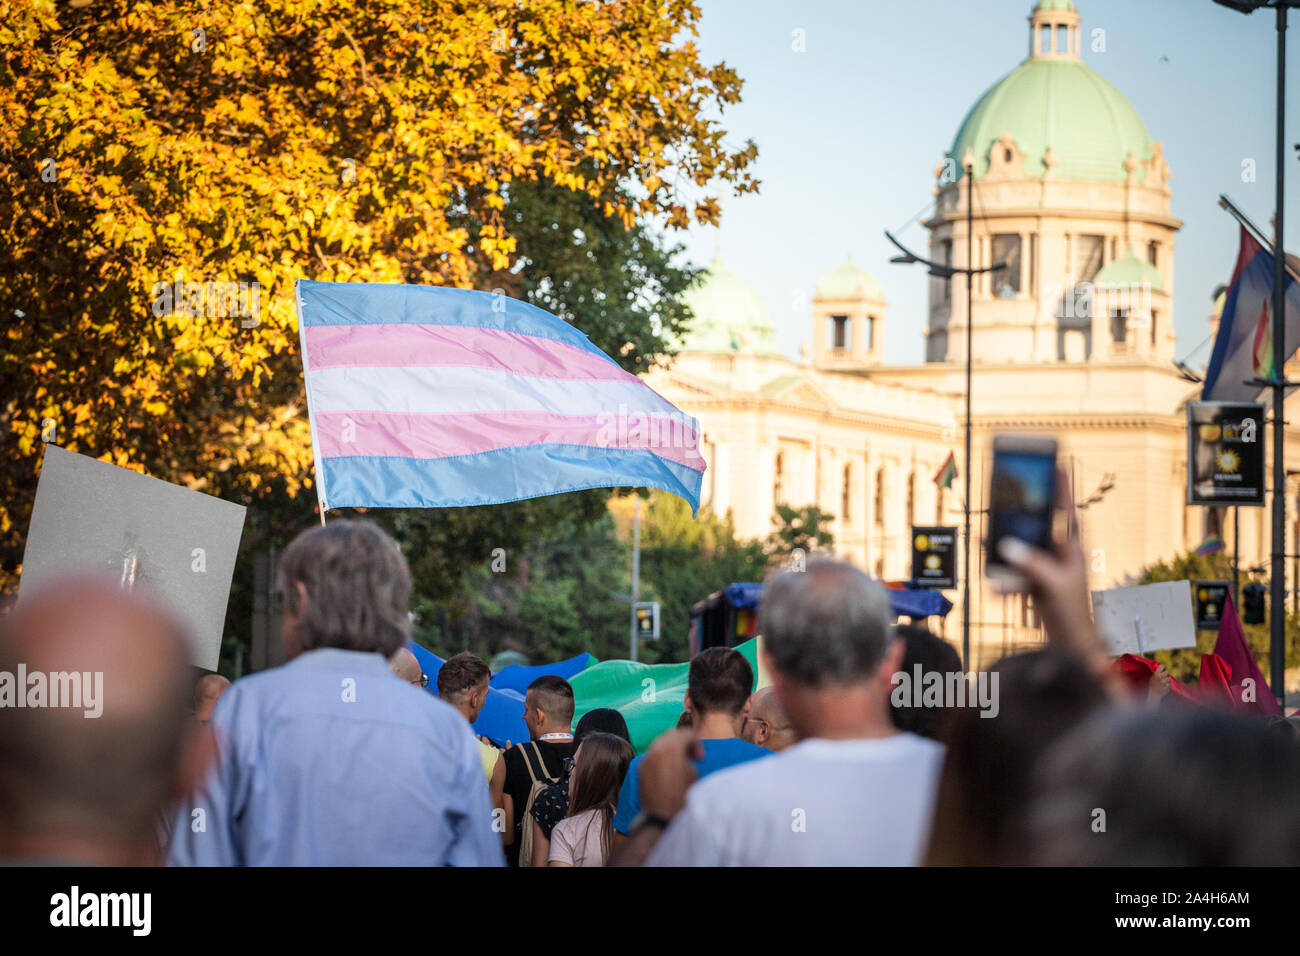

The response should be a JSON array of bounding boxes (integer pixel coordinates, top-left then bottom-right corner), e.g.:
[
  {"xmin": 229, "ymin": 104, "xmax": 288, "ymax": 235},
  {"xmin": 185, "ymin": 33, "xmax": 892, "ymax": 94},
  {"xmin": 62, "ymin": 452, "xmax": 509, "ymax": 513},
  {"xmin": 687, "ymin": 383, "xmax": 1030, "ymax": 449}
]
[{"xmin": 1091, "ymin": 580, "xmax": 1197, "ymax": 656}]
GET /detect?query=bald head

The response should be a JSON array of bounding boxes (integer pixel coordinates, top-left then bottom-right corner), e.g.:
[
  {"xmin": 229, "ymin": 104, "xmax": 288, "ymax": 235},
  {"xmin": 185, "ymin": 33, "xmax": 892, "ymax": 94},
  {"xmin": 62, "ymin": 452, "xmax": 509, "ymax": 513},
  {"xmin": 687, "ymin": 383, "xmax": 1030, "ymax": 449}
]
[
  {"xmin": 194, "ymin": 674, "xmax": 230, "ymax": 722},
  {"xmin": 743, "ymin": 687, "xmax": 798, "ymax": 752},
  {"xmin": 389, "ymin": 647, "xmax": 423, "ymax": 685},
  {"xmin": 0, "ymin": 576, "xmax": 207, "ymax": 865}
]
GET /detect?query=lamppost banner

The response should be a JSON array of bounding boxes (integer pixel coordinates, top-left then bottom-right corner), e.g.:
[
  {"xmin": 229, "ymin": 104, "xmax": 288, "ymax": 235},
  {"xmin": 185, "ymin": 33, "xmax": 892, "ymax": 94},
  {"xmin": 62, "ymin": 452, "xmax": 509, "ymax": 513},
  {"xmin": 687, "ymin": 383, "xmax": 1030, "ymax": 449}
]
[
  {"xmin": 911, "ymin": 526, "xmax": 957, "ymax": 590},
  {"xmin": 1186, "ymin": 402, "xmax": 1265, "ymax": 505}
]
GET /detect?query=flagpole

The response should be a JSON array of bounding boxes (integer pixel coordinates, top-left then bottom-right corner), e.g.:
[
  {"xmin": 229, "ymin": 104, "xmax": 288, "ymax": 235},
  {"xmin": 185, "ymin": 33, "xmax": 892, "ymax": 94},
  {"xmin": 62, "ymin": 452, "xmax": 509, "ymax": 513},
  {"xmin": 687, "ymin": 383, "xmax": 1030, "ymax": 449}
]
[
  {"xmin": 295, "ymin": 278, "xmax": 330, "ymax": 527},
  {"xmin": 1218, "ymin": 194, "xmax": 1300, "ymax": 285},
  {"xmin": 1234, "ymin": 506, "xmax": 1240, "ymax": 605},
  {"xmin": 1269, "ymin": 0, "xmax": 1288, "ymax": 713},
  {"xmin": 963, "ymin": 154, "xmax": 974, "ymax": 671}
]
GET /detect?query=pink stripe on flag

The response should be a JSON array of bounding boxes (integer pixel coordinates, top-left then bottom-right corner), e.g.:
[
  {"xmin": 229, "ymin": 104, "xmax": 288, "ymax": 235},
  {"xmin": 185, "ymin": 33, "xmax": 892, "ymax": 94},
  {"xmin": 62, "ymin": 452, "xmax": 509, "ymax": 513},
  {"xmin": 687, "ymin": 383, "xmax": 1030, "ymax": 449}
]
[
  {"xmin": 314, "ymin": 410, "xmax": 706, "ymax": 472},
  {"xmin": 303, "ymin": 323, "xmax": 639, "ymax": 382}
]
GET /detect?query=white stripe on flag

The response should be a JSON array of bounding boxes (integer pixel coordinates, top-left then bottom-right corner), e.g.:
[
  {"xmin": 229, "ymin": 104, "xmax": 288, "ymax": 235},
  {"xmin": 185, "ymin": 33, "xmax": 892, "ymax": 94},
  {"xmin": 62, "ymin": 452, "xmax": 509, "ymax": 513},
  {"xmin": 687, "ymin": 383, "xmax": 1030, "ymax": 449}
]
[{"xmin": 306, "ymin": 364, "xmax": 692, "ymax": 422}]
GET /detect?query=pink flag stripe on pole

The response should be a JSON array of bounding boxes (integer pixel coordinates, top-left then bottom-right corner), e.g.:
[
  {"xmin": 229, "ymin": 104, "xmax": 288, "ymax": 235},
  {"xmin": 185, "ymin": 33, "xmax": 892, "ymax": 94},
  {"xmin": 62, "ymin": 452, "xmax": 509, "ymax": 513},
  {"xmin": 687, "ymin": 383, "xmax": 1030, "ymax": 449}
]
[
  {"xmin": 302, "ymin": 323, "xmax": 643, "ymax": 383},
  {"xmin": 314, "ymin": 410, "xmax": 705, "ymax": 471}
]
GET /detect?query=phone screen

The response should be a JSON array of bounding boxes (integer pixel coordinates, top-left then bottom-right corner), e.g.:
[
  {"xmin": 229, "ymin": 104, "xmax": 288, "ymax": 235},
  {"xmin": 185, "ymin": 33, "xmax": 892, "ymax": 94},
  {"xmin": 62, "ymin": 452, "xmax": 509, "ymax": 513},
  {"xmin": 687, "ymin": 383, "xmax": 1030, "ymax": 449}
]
[{"xmin": 987, "ymin": 446, "xmax": 1057, "ymax": 562}]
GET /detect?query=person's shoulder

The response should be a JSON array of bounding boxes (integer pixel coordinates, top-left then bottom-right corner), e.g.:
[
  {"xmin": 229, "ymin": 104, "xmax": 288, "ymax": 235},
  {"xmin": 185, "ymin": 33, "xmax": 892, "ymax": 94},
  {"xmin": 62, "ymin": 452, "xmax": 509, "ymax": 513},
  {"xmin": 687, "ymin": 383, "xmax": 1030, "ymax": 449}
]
[
  {"xmin": 208, "ymin": 667, "xmax": 282, "ymax": 723},
  {"xmin": 686, "ymin": 743, "xmax": 787, "ymax": 800},
  {"xmin": 892, "ymin": 731, "xmax": 945, "ymax": 759},
  {"xmin": 705, "ymin": 737, "xmax": 774, "ymax": 760}
]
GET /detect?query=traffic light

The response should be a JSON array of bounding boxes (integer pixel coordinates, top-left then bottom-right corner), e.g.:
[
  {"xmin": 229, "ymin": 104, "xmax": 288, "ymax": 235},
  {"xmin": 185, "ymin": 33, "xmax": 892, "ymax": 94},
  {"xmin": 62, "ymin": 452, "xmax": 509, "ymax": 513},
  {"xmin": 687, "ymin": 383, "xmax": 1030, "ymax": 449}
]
[
  {"xmin": 1242, "ymin": 583, "xmax": 1267, "ymax": 625},
  {"xmin": 634, "ymin": 602, "xmax": 660, "ymax": 640}
]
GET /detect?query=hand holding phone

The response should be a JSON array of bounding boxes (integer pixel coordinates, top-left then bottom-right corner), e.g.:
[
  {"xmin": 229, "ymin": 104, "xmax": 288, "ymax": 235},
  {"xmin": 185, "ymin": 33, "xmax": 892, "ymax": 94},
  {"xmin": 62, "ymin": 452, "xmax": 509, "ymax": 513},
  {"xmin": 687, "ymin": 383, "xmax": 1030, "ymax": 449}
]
[{"xmin": 985, "ymin": 434, "xmax": 1059, "ymax": 591}]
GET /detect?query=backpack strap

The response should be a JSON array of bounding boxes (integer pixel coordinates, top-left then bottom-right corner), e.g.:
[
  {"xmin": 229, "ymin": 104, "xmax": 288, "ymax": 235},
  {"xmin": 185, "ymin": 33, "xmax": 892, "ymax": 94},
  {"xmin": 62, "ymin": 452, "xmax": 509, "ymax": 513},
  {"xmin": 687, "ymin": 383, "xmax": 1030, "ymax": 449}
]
[{"xmin": 520, "ymin": 740, "xmax": 548, "ymax": 786}]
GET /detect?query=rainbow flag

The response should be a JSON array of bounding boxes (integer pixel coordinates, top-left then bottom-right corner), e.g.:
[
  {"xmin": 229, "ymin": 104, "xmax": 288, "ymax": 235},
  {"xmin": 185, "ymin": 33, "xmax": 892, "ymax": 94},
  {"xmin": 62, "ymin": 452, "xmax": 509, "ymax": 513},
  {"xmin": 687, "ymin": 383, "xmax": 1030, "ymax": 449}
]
[
  {"xmin": 1252, "ymin": 299, "xmax": 1275, "ymax": 381},
  {"xmin": 933, "ymin": 451, "xmax": 957, "ymax": 490},
  {"xmin": 1196, "ymin": 533, "xmax": 1224, "ymax": 557},
  {"xmin": 296, "ymin": 280, "xmax": 706, "ymax": 513}
]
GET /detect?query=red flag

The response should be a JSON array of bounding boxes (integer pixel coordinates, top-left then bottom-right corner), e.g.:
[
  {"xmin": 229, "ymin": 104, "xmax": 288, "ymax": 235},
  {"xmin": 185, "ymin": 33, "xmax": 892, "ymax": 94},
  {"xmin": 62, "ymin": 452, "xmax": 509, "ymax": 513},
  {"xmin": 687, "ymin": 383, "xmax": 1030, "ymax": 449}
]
[
  {"xmin": 1212, "ymin": 591, "xmax": 1281, "ymax": 715},
  {"xmin": 1112, "ymin": 653, "xmax": 1199, "ymax": 703},
  {"xmin": 1197, "ymin": 653, "xmax": 1237, "ymax": 709}
]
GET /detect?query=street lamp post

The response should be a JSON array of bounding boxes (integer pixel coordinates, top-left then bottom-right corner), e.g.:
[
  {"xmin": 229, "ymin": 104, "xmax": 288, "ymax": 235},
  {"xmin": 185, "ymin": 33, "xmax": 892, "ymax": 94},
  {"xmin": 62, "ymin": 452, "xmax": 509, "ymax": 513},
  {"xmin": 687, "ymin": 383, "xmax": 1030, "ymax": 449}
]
[
  {"xmin": 887, "ymin": 157, "xmax": 1004, "ymax": 669},
  {"xmin": 1214, "ymin": 0, "xmax": 1297, "ymax": 711}
]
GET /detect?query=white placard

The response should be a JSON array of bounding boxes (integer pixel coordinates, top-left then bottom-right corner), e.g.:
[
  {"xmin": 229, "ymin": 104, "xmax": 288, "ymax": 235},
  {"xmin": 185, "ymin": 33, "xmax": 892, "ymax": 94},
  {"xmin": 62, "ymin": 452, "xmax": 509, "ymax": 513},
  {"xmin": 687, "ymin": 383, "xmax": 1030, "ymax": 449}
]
[{"xmin": 1090, "ymin": 580, "xmax": 1197, "ymax": 656}]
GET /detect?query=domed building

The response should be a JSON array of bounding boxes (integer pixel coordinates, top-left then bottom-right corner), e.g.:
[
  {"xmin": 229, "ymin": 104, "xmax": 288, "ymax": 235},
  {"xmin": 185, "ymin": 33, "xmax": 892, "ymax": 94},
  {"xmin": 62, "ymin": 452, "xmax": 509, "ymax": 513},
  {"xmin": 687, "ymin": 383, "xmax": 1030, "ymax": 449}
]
[{"xmin": 643, "ymin": 0, "xmax": 1300, "ymax": 668}]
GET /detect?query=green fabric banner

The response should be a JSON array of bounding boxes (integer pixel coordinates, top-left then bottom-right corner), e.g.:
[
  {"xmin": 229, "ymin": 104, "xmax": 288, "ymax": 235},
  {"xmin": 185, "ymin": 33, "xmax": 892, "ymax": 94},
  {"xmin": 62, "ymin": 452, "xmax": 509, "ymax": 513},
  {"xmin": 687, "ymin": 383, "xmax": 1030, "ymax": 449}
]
[{"xmin": 572, "ymin": 637, "xmax": 760, "ymax": 754}]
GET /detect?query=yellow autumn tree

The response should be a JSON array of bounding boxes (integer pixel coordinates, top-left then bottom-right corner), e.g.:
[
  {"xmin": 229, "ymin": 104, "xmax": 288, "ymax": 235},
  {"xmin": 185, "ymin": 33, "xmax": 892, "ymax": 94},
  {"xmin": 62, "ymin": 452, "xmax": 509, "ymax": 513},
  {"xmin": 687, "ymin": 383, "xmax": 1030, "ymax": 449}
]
[{"xmin": 0, "ymin": 0, "xmax": 758, "ymax": 591}]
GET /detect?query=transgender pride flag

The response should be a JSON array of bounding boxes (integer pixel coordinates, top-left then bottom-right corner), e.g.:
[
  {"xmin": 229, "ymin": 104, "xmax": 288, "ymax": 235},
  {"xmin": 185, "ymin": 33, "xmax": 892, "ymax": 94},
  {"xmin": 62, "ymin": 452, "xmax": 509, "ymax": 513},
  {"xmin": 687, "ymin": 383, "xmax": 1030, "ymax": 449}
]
[{"xmin": 295, "ymin": 280, "xmax": 706, "ymax": 514}]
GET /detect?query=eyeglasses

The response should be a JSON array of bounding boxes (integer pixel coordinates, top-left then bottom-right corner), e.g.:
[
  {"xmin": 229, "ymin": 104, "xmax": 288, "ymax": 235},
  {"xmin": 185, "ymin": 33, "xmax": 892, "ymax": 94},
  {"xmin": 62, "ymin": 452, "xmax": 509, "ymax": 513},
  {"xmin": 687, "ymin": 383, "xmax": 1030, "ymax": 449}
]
[{"xmin": 413, "ymin": 674, "xmax": 429, "ymax": 688}]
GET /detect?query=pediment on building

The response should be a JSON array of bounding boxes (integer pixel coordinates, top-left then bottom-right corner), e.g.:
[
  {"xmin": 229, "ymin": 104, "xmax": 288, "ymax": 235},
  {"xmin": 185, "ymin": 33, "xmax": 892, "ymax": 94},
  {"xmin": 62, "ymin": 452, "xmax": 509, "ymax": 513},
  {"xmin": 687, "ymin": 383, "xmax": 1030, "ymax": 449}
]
[
  {"xmin": 650, "ymin": 370, "xmax": 732, "ymax": 399},
  {"xmin": 760, "ymin": 374, "xmax": 836, "ymax": 410}
]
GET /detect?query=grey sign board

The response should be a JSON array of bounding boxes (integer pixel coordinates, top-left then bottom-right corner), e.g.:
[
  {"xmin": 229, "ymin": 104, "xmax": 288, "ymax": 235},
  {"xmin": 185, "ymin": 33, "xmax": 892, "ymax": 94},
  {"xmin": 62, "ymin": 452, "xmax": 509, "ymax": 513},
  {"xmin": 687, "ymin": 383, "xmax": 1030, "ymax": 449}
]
[{"xmin": 18, "ymin": 445, "xmax": 246, "ymax": 671}]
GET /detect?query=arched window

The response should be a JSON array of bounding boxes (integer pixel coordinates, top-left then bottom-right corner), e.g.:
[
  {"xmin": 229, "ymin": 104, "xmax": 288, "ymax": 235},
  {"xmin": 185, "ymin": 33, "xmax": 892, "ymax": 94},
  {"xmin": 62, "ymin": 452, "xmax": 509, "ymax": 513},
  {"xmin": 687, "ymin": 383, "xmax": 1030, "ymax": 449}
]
[
  {"xmin": 874, "ymin": 467, "xmax": 886, "ymax": 529},
  {"xmin": 841, "ymin": 463, "xmax": 852, "ymax": 521}
]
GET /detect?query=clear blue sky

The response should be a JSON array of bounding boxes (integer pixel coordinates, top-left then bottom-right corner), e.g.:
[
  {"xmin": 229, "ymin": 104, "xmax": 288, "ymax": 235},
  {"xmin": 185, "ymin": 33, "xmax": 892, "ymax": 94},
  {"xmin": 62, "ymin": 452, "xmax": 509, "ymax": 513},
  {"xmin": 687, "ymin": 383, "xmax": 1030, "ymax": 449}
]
[{"xmin": 673, "ymin": 0, "xmax": 1300, "ymax": 367}]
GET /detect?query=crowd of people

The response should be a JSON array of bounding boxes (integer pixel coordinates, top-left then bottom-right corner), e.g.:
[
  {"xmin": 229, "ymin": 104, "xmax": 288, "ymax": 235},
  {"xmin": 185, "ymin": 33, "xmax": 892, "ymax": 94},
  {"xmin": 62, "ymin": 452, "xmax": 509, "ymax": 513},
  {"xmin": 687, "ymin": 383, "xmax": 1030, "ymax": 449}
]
[{"xmin": 2, "ymin": 487, "xmax": 1299, "ymax": 867}]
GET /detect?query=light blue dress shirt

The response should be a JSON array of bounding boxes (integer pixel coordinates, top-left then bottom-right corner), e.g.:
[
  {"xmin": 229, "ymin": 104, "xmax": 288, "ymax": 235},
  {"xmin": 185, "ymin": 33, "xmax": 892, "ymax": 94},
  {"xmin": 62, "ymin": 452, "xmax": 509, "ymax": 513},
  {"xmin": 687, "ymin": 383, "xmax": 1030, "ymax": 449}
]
[{"xmin": 167, "ymin": 648, "xmax": 503, "ymax": 866}]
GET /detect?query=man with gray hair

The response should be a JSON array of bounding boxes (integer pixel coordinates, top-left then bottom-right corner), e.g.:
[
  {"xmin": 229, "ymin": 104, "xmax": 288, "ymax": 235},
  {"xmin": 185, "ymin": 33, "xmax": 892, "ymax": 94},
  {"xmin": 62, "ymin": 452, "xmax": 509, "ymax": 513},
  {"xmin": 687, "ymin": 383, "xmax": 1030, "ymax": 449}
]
[
  {"xmin": 167, "ymin": 520, "xmax": 502, "ymax": 866},
  {"xmin": 620, "ymin": 559, "xmax": 945, "ymax": 866}
]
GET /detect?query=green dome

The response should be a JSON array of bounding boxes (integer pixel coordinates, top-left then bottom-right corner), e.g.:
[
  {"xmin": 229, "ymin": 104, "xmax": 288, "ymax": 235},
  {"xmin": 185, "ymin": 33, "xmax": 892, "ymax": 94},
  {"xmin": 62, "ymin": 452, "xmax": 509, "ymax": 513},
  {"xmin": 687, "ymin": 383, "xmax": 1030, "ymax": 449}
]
[
  {"xmin": 1094, "ymin": 248, "xmax": 1163, "ymax": 291},
  {"xmin": 950, "ymin": 57, "xmax": 1153, "ymax": 183},
  {"xmin": 1034, "ymin": 0, "xmax": 1075, "ymax": 11},
  {"xmin": 816, "ymin": 256, "xmax": 884, "ymax": 301},
  {"xmin": 677, "ymin": 251, "xmax": 780, "ymax": 354}
]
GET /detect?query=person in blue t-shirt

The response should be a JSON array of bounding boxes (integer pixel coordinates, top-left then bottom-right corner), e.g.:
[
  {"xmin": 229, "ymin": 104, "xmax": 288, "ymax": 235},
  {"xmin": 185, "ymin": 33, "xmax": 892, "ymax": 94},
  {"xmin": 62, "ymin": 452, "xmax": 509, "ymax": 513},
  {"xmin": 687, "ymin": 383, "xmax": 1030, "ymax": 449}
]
[{"xmin": 613, "ymin": 647, "xmax": 773, "ymax": 840}]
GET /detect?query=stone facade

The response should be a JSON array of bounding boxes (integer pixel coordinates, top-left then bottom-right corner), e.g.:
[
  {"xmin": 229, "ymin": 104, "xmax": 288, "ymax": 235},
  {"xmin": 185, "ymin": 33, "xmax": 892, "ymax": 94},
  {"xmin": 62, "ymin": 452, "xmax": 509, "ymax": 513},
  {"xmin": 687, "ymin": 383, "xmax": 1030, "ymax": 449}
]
[{"xmin": 643, "ymin": 1, "xmax": 1300, "ymax": 669}]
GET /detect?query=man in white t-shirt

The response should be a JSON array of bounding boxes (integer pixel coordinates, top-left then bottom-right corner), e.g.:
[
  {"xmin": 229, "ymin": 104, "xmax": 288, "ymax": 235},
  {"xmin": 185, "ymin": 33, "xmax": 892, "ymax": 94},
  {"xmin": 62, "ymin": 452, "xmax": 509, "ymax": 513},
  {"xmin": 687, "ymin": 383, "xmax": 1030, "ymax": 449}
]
[{"xmin": 618, "ymin": 559, "xmax": 945, "ymax": 867}]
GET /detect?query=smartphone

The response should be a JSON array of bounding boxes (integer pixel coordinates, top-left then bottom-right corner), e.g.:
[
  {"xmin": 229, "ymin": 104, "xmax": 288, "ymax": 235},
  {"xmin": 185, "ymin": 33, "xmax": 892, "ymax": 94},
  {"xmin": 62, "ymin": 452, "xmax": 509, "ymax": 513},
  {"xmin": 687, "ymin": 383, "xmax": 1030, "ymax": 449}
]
[{"xmin": 985, "ymin": 434, "xmax": 1059, "ymax": 590}]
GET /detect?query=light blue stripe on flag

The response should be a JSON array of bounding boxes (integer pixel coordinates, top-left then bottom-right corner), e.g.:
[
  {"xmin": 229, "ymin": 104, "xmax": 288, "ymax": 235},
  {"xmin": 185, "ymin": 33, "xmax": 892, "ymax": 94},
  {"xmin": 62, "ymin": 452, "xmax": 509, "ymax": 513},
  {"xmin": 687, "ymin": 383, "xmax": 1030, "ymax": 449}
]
[
  {"xmin": 321, "ymin": 445, "xmax": 704, "ymax": 511},
  {"xmin": 296, "ymin": 279, "xmax": 612, "ymax": 362}
]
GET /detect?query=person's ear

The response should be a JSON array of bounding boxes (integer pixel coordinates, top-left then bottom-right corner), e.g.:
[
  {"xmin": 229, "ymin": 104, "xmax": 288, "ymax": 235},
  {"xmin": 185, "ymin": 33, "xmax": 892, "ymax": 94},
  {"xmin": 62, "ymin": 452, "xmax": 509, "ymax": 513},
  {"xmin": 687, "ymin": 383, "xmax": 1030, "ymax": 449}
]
[
  {"xmin": 683, "ymin": 690, "xmax": 694, "ymax": 715},
  {"xmin": 877, "ymin": 638, "xmax": 906, "ymax": 693}
]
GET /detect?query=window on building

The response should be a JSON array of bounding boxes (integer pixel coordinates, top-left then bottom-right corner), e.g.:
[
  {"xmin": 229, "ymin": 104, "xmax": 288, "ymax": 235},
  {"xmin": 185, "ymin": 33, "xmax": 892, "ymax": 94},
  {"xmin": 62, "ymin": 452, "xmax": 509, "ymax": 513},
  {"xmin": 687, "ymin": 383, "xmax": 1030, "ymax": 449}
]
[
  {"xmin": 841, "ymin": 464, "xmax": 852, "ymax": 522},
  {"xmin": 991, "ymin": 234, "xmax": 1022, "ymax": 297},
  {"xmin": 1110, "ymin": 308, "xmax": 1128, "ymax": 344},
  {"xmin": 1029, "ymin": 234, "xmax": 1037, "ymax": 297},
  {"xmin": 1075, "ymin": 234, "xmax": 1105, "ymax": 285},
  {"xmin": 874, "ymin": 468, "xmax": 885, "ymax": 528},
  {"xmin": 774, "ymin": 452, "xmax": 785, "ymax": 505},
  {"xmin": 1147, "ymin": 241, "xmax": 1159, "ymax": 268},
  {"xmin": 938, "ymin": 240, "xmax": 952, "ymax": 303},
  {"xmin": 866, "ymin": 316, "xmax": 876, "ymax": 351},
  {"xmin": 907, "ymin": 473, "xmax": 916, "ymax": 529},
  {"xmin": 1056, "ymin": 24, "xmax": 1068, "ymax": 54},
  {"xmin": 1150, "ymin": 310, "xmax": 1159, "ymax": 347},
  {"xmin": 830, "ymin": 315, "xmax": 850, "ymax": 351},
  {"xmin": 1040, "ymin": 25, "xmax": 1051, "ymax": 54}
]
